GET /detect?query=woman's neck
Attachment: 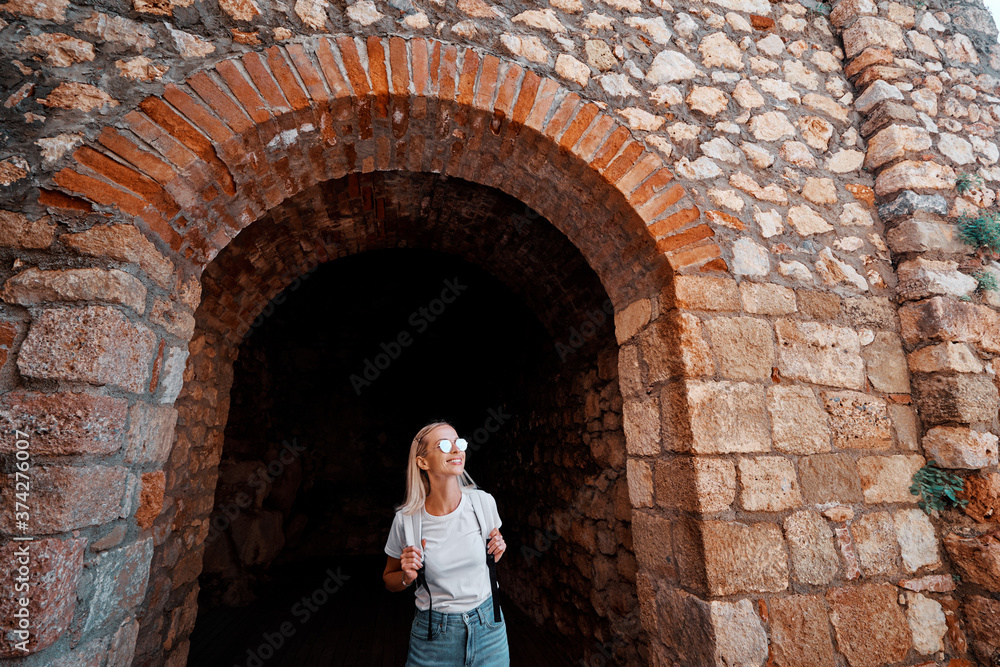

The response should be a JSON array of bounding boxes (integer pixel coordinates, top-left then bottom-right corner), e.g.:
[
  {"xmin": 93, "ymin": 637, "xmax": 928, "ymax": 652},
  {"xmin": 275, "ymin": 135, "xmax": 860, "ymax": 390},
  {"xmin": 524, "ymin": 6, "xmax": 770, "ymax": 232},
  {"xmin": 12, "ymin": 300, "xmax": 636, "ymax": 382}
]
[{"xmin": 424, "ymin": 477, "xmax": 463, "ymax": 516}]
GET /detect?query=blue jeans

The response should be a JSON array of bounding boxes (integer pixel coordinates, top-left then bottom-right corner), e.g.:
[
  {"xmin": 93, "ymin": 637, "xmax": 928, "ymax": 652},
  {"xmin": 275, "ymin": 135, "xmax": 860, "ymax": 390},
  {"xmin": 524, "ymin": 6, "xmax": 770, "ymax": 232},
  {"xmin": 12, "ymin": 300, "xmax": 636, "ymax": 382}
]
[{"xmin": 405, "ymin": 596, "xmax": 510, "ymax": 667}]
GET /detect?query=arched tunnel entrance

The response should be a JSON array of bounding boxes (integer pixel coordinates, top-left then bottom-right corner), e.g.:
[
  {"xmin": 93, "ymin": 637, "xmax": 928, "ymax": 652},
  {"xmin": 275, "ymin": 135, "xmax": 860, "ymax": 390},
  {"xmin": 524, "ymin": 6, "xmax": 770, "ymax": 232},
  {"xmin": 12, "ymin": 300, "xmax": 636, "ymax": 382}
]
[{"xmin": 181, "ymin": 172, "xmax": 645, "ymax": 666}]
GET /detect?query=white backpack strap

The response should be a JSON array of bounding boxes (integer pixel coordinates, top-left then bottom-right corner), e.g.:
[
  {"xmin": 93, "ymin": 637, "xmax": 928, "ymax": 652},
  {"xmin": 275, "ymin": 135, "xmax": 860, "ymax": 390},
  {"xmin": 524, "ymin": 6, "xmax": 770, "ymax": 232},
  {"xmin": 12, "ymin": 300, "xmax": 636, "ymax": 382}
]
[
  {"xmin": 402, "ymin": 510, "xmax": 420, "ymax": 548},
  {"xmin": 468, "ymin": 490, "xmax": 491, "ymax": 546}
]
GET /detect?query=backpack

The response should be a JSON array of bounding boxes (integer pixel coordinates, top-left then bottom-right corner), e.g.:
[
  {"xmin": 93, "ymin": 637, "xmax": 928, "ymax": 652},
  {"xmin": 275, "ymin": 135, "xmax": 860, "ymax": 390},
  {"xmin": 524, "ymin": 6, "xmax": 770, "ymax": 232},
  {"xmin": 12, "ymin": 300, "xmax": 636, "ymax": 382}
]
[{"xmin": 400, "ymin": 489, "xmax": 502, "ymax": 641}]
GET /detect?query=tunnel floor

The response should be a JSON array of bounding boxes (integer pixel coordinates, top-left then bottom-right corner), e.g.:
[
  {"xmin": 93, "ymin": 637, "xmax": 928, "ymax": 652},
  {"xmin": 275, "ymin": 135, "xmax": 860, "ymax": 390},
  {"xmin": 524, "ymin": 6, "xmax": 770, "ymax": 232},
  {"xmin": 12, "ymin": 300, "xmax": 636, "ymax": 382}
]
[{"xmin": 188, "ymin": 555, "xmax": 579, "ymax": 666}]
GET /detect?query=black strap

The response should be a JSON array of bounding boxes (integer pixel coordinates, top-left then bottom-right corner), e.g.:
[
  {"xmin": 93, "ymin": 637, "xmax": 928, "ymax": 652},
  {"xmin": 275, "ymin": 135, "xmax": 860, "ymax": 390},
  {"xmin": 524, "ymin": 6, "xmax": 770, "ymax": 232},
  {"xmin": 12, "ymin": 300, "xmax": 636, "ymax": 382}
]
[
  {"xmin": 416, "ymin": 569, "xmax": 432, "ymax": 641},
  {"xmin": 486, "ymin": 547, "xmax": 501, "ymax": 623}
]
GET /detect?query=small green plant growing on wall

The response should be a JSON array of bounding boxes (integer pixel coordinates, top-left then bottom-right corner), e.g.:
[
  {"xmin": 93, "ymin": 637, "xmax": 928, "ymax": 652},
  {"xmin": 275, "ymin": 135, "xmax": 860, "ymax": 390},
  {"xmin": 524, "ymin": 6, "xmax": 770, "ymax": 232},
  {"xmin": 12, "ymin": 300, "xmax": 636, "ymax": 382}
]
[
  {"xmin": 910, "ymin": 461, "xmax": 968, "ymax": 514},
  {"xmin": 956, "ymin": 173, "xmax": 984, "ymax": 195},
  {"xmin": 974, "ymin": 270, "xmax": 999, "ymax": 294},
  {"xmin": 958, "ymin": 211, "xmax": 1000, "ymax": 254}
]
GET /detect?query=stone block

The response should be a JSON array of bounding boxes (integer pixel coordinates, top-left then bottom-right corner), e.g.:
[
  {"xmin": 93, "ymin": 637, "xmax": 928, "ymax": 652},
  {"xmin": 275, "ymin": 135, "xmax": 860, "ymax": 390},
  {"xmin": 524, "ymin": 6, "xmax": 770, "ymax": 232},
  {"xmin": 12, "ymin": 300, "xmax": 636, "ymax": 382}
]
[
  {"xmin": 897, "ymin": 258, "xmax": 977, "ymax": 301},
  {"xmin": 0, "ymin": 391, "xmax": 127, "ymax": 456},
  {"xmin": 157, "ymin": 345, "xmax": 189, "ymax": 404},
  {"xmin": 857, "ymin": 455, "xmax": 923, "ymax": 504},
  {"xmin": 908, "ymin": 342, "xmax": 983, "ymax": 374},
  {"xmin": 784, "ymin": 510, "xmax": 838, "ymax": 585},
  {"xmin": 623, "ymin": 395, "xmax": 661, "ymax": 456},
  {"xmin": 703, "ymin": 316, "xmax": 774, "ymax": 381},
  {"xmin": 912, "ymin": 374, "xmax": 999, "ymax": 426},
  {"xmin": 886, "ymin": 218, "xmax": 969, "ymax": 254},
  {"xmin": 626, "ymin": 459, "xmax": 653, "ymax": 507},
  {"xmin": 826, "ymin": 583, "xmax": 911, "ymax": 667},
  {"xmin": 775, "ymin": 319, "xmax": 865, "ymax": 389},
  {"xmin": 877, "ymin": 190, "xmax": 948, "ymax": 220},
  {"xmin": 1, "ymin": 267, "xmax": 147, "ymax": 315},
  {"xmin": 861, "ymin": 332, "xmax": 910, "ymax": 394},
  {"xmin": 655, "ymin": 588, "xmax": 713, "ymax": 665},
  {"xmin": 687, "ymin": 381, "xmax": 770, "ymax": 454},
  {"xmin": 641, "ymin": 313, "xmax": 714, "ymax": 382},
  {"xmin": 922, "ymin": 426, "xmax": 998, "ymax": 469},
  {"xmin": 0, "ymin": 537, "xmax": 86, "ymax": 656},
  {"xmin": 739, "ymin": 282, "xmax": 796, "ymax": 315},
  {"xmin": 864, "ymin": 124, "xmax": 931, "ymax": 170},
  {"xmin": 710, "ymin": 599, "xmax": 768, "ymax": 667},
  {"xmin": 670, "ymin": 275, "xmax": 740, "ymax": 312},
  {"xmin": 822, "ymin": 390, "xmax": 892, "ymax": 450},
  {"xmin": 738, "ymin": 456, "xmax": 802, "ymax": 511},
  {"xmin": 875, "ymin": 160, "xmax": 955, "ymax": 197},
  {"xmin": 63, "ymin": 224, "xmax": 174, "ymax": 289},
  {"xmin": 769, "ymin": 595, "xmax": 837, "ymax": 667},
  {"xmin": 888, "ymin": 404, "xmax": 919, "ymax": 451},
  {"xmin": 899, "ymin": 296, "xmax": 1000, "ymax": 350},
  {"xmin": 655, "ymin": 457, "xmax": 736, "ymax": 513},
  {"xmin": 905, "ymin": 592, "xmax": 946, "ymax": 655},
  {"xmin": 614, "ymin": 298, "xmax": 651, "ymax": 344},
  {"xmin": 799, "ymin": 454, "xmax": 864, "ymax": 504},
  {"xmin": 851, "ymin": 511, "xmax": 900, "ymax": 576},
  {"xmin": 843, "ymin": 296, "xmax": 896, "ymax": 330},
  {"xmin": 963, "ymin": 595, "xmax": 1000, "ymax": 665},
  {"xmin": 632, "ymin": 511, "xmax": 676, "ymax": 579},
  {"xmin": 944, "ymin": 531, "xmax": 1000, "ymax": 592},
  {"xmin": 702, "ymin": 520, "xmax": 788, "ymax": 595},
  {"xmin": 18, "ymin": 306, "xmax": 157, "ymax": 393},
  {"xmin": 0, "ymin": 465, "xmax": 127, "ymax": 533},
  {"xmin": 767, "ymin": 385, "xmax": 831, "ymax": 455},
  {"xmin": 893, "ymin": 508, "xmax": 940, "ymax": 573},
  {"xmin": 107, "ymin": 619, "xmax": 140, "ymax": 667},
  {"xmin": 0, "ymin": 210, "xmax": 56, "ymax": 249},
  {"xmin": 135, "ymin": 471, "xmax": 165, "ymax": 529},
  {"xmin": 83, "ymin": 538, "xmax": 154, "ymax": 634},
  {"xmin": 960, "ymin": 472, "xmax": 1000, "ymax": 523},
  {"xmin": 125, "ymin": 402, "xmax": 178, "ymax": 464},
  {"xmin": 829, "ymin": 0, "xmax": 876, "ymax": 28}
]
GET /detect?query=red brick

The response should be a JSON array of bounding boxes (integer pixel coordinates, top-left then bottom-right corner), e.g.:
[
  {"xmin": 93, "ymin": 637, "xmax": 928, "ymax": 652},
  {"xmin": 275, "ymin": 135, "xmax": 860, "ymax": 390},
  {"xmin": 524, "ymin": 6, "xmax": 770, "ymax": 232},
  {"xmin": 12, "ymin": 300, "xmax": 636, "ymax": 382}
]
[
  {"xmin": 337, "ymin": 36, "xmax": 371, "ymax": 96},
  {"xmin": 525, "ymin": 78, "xmax": 561, "ymax": 131},
  {"xmin": 139, "ymin": 208, "xmax": 184, "ymax": 253},
  {"xmin": 389, "ymin": 36, "xmax": 409, "ymax": 95},
  {"xmin": 602, "ymin": 141, "xmax": 644, "ymax": 182},
  {"xmin": 266, "ymin": 46, "xmax": 310, "ymax": 111},
  {"xmin": 655, "ymin": 224, "xmax": 715, "ymax": 253},
  {"xmin": 124, "ymin": 112, "xmax": 198, "ymax": 171},
  {"xmin": 439, "ymin": 45, "xmax": 459, "ymax": 101},
  {"xmin": 215, "ymin": 60, "xmax": 272, "ymax": 123},
  {"xmin": 38, "ymin": 188, "xmax": 93, "ymax": 212},
  {"xmin": 457, "ymin": 48, "xmax": 479, "ymax": 107},
  {"xmin": 493, "ymin": 63, "xmax": 522, "ymax": 117},
  {"xmin": 411, "ymin": 39, "xmax": 430, "ymax": 96},
  {"xmin": 241, "ymin": 51, "xmax": 290, "ymax": 110},
  {"xmin": 429, "ymin": 41, "xmax": 442, "ymax": 94},
  {"xmin": 367, "ymin": 36, "xmax": 390, "ymax": 117},
  {"xmin": 700, "ymin": 258, "xmax": 730, "ymax": 273},
  {"xmin": 617, "ymin": 153, "xmax": 661, "ymax": 195},
  {"xmin": 54, "ymin": 168, "xmax": 148, "ymax": 216},
  {"xmin": 475, "ymin": 54, "xmax": 500, "ymax": 111},
  {"xmin": 631, "ymin": 168, "xmax": 675, "ymax": 205},
  {"xmin": 668, "ymin": 243, "xmax": 721, "ymax": 270},
  {"xmin": 314, "ymin": 38, "xmax": 353, "ymax": 98},
  {"xmin": 574, "ymin": 114, "xmax": 615, "ymax": 160},
  {"xmin": 590, "ymin": 126, "xmax": 630, "ymax": 172},
  {"xmin": 73, "ymin": 146, "xmax": 179, "ymax": 217},
  {"xmin": 558, "ymin": 102, "xmax": 599, "ymax": 151},
  {"xmin": 648, "ymin": 206, "xmax": 701, "ymax": 237},
  {"xmin": 185, "ymin": 71, "xmax": 255, "ymax": 134},
  {"xmin": 542, "ymin": 93, "xmax": 581, "ymax": 140},
  {"xmin": 637, "ymin": 183, "xmax": 685, "ymax": 222},
  {"xmin": 511, "ymin": 71, "xmax": 541, "ymax": 126},
  {"xmin": 163, "ymin": 84, "xmax": 234, "ymax": 144},
  {"xmin": 286, "ymin": 43, "xmax": 328, "ymax": 102}
]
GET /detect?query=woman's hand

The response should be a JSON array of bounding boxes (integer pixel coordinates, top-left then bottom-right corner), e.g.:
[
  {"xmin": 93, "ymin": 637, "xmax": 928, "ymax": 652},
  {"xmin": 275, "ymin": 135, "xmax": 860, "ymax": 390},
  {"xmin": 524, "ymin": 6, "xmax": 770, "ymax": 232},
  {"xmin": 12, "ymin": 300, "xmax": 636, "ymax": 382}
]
[
  {"xmin": 488, "ymin": 529, "xmax": 506, "ymax": 563},
  {"xmin": 400, "ymin": 538, "xmax": 426, "ymax": 586}
]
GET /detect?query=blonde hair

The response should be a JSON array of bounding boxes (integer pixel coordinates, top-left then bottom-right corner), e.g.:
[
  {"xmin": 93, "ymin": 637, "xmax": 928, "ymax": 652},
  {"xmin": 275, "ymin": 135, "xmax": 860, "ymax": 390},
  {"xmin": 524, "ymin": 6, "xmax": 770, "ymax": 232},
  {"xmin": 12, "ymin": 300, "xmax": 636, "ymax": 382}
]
[{"xmin": 397, "ymin": 420, "xmax": 477, "ymax": 515}]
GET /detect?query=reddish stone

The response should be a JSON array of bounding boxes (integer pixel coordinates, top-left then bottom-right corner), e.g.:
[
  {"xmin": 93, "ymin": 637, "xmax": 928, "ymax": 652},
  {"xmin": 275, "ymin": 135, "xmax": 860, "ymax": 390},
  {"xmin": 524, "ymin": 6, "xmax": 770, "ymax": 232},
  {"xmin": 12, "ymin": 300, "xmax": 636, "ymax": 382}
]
[
  {"xmin": 845, "ymin": 183, "xmax": 875, "ymax": 206},
  {"xmin": 0, "ymin": 537, "xmax": 86, "ymax": 656},
  {"xmin": 944, "ymin": 531, "xmax": 1000, "ymax": 593},
  {"xmin": 0, "ymin": 466, "xmax": 127, "ymax": 534},
  {"xmin": 750, "ymin": 14, "xmax": 774, "ymax": 29},
  {"xmin": 136, "ymin": 471, "xmax": 165, "ymax": 529},
  {"xmin": 960, "ymin": 472, "xmax": 1000, "ymax": 523},
  {"xmin": 826, "ymin": 584, "xmax": 911, "ymax": 667},
  {"xmin": 0, "ymin": 391, "xmax": 127, "ymax": 456},
  {"xmin": 17, "ymin": 306, "xmax": 157, "ymax": 393},
  {"xmin": 963, "ymin": 595, "xmax": 1000, "ymax": 665},
  {"xmin": 844, "ymin": 47, "xmax": 895, "ymax": 79}
]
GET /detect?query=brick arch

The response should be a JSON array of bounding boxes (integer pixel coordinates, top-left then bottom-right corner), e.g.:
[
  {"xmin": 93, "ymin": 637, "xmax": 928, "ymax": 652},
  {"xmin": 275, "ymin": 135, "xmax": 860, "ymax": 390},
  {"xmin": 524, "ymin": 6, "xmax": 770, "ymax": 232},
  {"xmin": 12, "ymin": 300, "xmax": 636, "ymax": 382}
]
[{"xmin": 51, "ymin": 35, "xmax": 699, "ymax": 315}]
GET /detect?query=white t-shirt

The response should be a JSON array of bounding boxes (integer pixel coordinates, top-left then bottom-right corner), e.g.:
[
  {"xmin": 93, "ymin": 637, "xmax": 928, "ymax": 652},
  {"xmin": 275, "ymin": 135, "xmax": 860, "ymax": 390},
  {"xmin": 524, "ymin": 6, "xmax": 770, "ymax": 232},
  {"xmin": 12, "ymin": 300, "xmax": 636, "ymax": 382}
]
[{"xmin": 385, "ymin": 490, "xmax": 502, "ymax": 613}]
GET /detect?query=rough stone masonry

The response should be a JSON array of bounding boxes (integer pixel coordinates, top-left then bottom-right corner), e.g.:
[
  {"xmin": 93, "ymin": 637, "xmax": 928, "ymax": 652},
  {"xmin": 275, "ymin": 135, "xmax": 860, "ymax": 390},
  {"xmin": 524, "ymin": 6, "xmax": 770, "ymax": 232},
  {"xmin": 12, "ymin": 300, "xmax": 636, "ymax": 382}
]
[{"xmin": 0, "ymin": 0, "xmax": 999, "ymax": 664}]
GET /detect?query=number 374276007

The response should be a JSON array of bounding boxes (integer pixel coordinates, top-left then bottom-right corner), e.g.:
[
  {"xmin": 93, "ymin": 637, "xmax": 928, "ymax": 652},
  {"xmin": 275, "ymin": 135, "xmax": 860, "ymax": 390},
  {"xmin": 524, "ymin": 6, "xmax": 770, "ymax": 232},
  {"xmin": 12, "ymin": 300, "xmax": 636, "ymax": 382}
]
[{"xmin": 13, "ymin": 429, "xmax": 30, "ymax": 524}]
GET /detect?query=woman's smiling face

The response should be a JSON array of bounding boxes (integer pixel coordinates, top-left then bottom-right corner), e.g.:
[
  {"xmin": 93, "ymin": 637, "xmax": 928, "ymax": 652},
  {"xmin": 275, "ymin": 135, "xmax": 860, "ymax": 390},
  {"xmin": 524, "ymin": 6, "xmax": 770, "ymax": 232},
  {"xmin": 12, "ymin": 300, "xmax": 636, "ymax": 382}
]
[{"xmin": 417, "ymin": 423, "xmax": 466, "ymax": 476}]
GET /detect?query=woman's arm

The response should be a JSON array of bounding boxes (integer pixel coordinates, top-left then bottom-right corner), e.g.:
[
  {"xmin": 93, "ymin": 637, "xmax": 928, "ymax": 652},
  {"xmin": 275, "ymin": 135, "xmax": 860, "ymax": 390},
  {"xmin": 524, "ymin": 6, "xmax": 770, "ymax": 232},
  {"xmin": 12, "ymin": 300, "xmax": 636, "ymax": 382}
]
[{"xmin": 383, "ymin": 538, "xmax": 426, "ymax": 592}]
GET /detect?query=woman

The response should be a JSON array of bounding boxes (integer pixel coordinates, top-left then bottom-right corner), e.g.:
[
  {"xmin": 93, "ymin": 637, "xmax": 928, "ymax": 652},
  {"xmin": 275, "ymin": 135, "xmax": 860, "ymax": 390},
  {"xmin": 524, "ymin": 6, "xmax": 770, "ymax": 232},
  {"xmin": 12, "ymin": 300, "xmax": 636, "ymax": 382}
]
[{"xmin": 383, "ymin": 420, "xmax": 510, "ymax": 666}]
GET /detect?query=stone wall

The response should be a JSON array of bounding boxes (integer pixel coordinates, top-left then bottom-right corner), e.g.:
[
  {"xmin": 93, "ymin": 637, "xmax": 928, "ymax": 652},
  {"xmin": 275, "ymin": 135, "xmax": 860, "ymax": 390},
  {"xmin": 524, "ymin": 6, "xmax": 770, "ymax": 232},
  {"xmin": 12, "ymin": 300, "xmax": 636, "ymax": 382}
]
[{"xmin": 0, "ymin": 0, "xmax": 999, "ymax": 664}]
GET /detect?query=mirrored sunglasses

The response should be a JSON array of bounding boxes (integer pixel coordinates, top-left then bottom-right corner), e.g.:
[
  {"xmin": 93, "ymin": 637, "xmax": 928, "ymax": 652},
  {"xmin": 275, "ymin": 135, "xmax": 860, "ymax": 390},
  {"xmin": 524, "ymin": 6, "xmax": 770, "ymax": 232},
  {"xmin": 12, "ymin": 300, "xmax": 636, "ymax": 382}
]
[{"xmin": 433, "ymin": 438, "xmax": 468, "ymax": 453}]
